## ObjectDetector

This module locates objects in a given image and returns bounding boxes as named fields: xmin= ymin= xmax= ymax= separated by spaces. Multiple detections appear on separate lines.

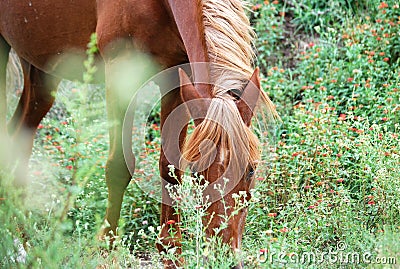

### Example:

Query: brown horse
xmin=0 ymin=0 xmax=277 ymax=268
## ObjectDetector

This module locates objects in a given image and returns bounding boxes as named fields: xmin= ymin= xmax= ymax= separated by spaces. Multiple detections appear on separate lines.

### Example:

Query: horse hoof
xmin=97 ymin=227 xmax=117 ymax=249
xmin=163 ymin=260 xmax=177 ymax=269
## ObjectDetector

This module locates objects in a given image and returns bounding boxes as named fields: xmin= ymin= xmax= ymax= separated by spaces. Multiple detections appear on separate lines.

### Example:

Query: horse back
xmin=0 ymin=0 xmax=187 ymax=79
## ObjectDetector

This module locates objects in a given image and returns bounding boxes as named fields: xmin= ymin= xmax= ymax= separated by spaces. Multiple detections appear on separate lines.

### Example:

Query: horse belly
xmin=0 ymin=0 xmax=97 ymax=78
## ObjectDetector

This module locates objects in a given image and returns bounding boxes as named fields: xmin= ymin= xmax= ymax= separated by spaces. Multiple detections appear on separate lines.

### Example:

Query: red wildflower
xmin=252 ymin=4 xmax=262 ymax=11
xmin=166 ymin=220 xmax=176 ymax=225
xmin=378 ymin=2 xmax=388 ymax=9
xmin=338 ymin=114 xmax=346 ymax=121
xmin=268 ymin=212 xmax=277 ymax=217
xmin=33 ymin=171 xmax=42 ymax=176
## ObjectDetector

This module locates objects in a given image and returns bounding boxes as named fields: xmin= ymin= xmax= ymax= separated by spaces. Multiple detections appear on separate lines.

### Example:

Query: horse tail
xmin=0 ymin=35 xmax=11 ymax=134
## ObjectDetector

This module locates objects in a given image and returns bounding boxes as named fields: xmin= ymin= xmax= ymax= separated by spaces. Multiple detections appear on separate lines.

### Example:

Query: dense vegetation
xmin=1 ymin=0 xmax=399 ymax=268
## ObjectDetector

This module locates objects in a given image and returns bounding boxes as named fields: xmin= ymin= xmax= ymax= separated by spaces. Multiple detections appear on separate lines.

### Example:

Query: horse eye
xmin=247 ymin=167 xmax=255 ymax=179
xmin=229 ymin=88 xmax=242 ymax=100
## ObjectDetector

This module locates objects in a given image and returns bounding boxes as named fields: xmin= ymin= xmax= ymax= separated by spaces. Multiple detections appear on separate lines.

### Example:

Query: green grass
xmin=1 ymin=1 xmax=399 ymax=268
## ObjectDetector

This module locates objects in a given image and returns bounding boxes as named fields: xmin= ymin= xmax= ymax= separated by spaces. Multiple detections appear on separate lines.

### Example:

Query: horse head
xmin=179 ymin=67 xmax=263 ymax=253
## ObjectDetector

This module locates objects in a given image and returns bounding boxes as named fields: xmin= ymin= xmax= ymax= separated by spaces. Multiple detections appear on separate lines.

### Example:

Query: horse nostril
xmin=231 ymin=261 xmax=244 ymax=269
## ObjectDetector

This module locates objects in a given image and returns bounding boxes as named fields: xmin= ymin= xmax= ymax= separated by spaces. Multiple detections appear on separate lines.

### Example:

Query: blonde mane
xmin=182 ymin=0 xmax=277 ymax=180
xmin=182 ymin=98 xmax=261 ymax=178
xmin=203 ymin=0 xmax=254 ymax=91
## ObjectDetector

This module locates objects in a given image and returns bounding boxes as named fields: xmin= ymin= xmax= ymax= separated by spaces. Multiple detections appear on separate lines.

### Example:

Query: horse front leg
xmin=99 ymin=61 xmax=135 ymax=246
xmin=156 ymin=89 xmax=189 ymax=268
xmin=101 ymin=146 xmax=132 ymax=245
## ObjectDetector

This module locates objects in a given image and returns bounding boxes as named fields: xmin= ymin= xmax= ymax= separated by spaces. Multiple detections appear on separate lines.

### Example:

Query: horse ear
xmin=179 ymin=68 xmax=209 ymax=125
xmin=236 ymin=67 xmax=261 ymax=126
